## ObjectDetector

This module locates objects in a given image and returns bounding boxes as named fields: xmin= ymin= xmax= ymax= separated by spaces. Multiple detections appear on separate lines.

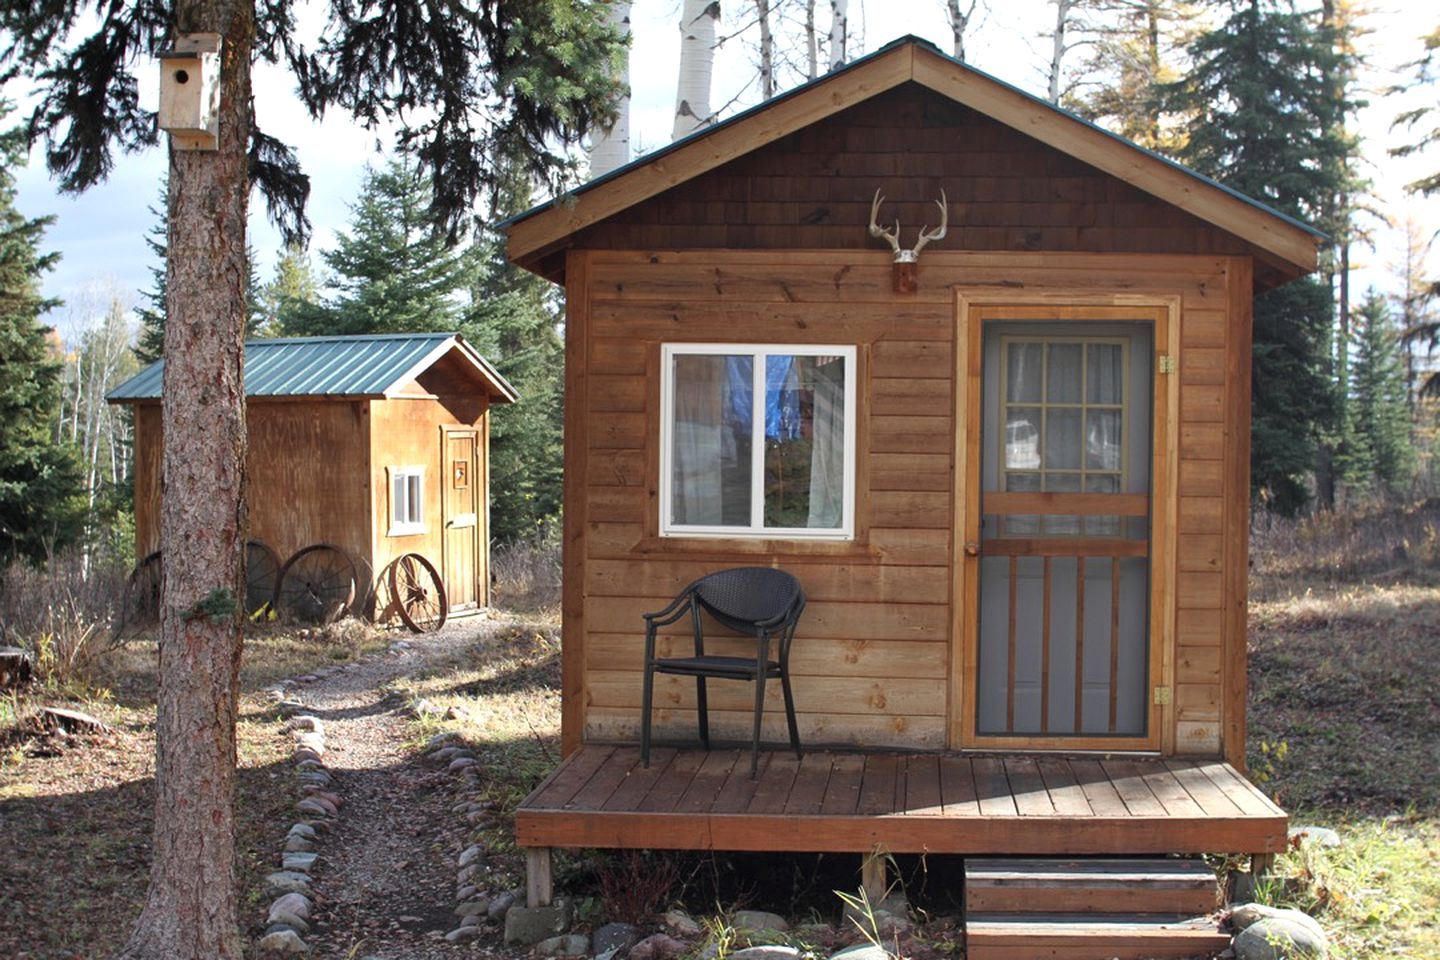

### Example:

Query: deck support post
xmin=861 ymin=849 xmax=889 ymax=904
xmin=526 ymin=847 xmax=554 ymax=908
xmin=1250 ymin=853 xmax=1275 ymax=878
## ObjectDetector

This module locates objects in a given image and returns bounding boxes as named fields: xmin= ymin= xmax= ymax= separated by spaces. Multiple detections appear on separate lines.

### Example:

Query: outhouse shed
xmin=504 ymin=36 xmax=1319 ymax=955
xmin=109 ymin=332 xmax=517 ymax=623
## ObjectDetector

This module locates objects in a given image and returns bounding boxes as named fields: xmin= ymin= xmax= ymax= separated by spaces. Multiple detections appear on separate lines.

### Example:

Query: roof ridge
xmin=247 ymin=332 xmax=458 ymax=345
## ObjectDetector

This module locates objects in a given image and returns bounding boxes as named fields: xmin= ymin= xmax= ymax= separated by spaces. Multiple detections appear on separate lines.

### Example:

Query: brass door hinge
xmin=1157 ymin=355 xmax=1177 ymax=374
xmin=1153 ymin=685 xmax=1172 ymax=705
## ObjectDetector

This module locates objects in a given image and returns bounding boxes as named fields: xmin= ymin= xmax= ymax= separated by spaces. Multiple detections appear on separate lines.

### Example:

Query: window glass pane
xmin=764 ymin=354 xmax=846 ymax=529
xmin=1086 ymin=409 xmax=1123 ymax=471
xmin=1005 ymin=407 xmax=1042 ymax=469
xmin=392 ymin=476 xmax=405 ymax=523
xmin=1045 ymin=407 xmax=1082 ymax=469
xmin=1087 ymin=343 xmax=1124 ymax=404
xmin=670 ymin=354 xmax=753 ymax=526
xmin=1006 ymin=342 xmax=1043 ymax=402
xmin=407 ymin=475 xmax=422 ymax=525
xmin=1046 ymin=343 xmax=1082 ymax=403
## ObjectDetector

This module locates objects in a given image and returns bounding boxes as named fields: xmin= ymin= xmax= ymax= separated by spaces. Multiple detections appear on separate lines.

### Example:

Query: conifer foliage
xmin=1338 ymin=290 xmax=1415 ymax=493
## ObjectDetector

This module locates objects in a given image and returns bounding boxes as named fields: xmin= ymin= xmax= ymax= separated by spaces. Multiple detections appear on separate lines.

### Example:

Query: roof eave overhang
xmin=381 ymin=335 xmax=520 ymax=404
xmin=503 ymin=40 xmax=1321 ymax=283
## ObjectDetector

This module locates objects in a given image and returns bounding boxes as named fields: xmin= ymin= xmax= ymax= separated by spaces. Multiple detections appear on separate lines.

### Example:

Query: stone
xmin=733 ymin=910 xmax=791 ymax=935
xmin=731 ymin=948 xmax=802 ymax=960
xmin=456 ymin=884 xmax=479 ymax=901
xmin=448 ymin=757 xmax=479 ymax=772
xmin=282 ymin=852 xmax=319 ymax=873
xmin=871 ymin=910 xmax=911 ymax=938
xmin=296 ymin=770 xmax=332 ymax=786
xmin=269 ymin=893 xmax=312 ymax=922
xmin=287 ymin=716 xmax=323 ymax=733
xmin=295 ymin=798 xmax=334 ymax=818
xmin=664 ymin=909 xmax=702 ymax=937
xmin=445 ymin=926 xmax=483 ymax=942
xmin=258 ymin=926 xmax=310 ymax=954
xmin=265 ymin=871 xmax=313 ymax=895
xmin=458 ymin=843 xmax=486 ymax=867
xmin=269 ymin=911 xmax=310 ymax=934
xmin=1234 ymin=918 xmax=1328 ymax=960
xmin=630 ymin=934 xmax=690 ymax=960
xmin=457 ymin=864 xmax=480 ymax=885
xmin=502 ymin=898 xmax=573 ymax=945
xmin=487 ymin=889 xmax=519 ymax=921
xmin=408 ymin=698 xmax=437 ymax=717
xmin=293 ymin=747 xmax=324 ymax=765
xmin=536 ymin=933 xmax=592 ymax=957
xmin=287 ymin=824 xmax=317 ymax=841
xmin=593 ymin=921 xmax=642 ymax=956
xmin=1288 ymin=825 xmax=1342 ymax=849
xmin=461 ymin=912 xmax=484 ymax=928
xmin=295 ymin=758 xmax=326 ymax=771
xmin=308 ymin=789 xmax=343 ymax=809
xmin=430 ymin=746 xmax=462 ymax=762
xmin=829 ymin=946 xmax=892 ymax=960
xmin=426 ymin=731 xmax=461 ymax=750
xmin=456 ymin=899 xmax=489 ymax=918
xmin=284 ymin=835 xmax=315 ymax=853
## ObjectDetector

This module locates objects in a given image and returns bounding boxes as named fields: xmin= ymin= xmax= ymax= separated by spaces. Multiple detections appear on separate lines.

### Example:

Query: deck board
xmin=516 ymin=747 xmax=1288 ymax=855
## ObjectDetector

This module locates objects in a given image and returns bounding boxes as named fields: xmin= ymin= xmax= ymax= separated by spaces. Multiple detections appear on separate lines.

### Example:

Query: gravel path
xmin=280 ymin=617 xmax=507 ymax=960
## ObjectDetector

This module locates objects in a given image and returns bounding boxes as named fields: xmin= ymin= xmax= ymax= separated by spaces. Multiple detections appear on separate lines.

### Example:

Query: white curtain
xmin=806 ymin=359 xmax=846 ymax=528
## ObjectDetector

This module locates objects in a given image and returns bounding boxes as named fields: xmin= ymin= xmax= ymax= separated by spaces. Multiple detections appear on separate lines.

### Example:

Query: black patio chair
xmin=640 ymin=566 xmax=806 ymax=779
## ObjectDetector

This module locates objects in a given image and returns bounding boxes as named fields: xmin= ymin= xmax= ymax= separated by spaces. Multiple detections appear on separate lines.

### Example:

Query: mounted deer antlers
xmin=869 ymin=188 xmax=949 ymax=263
xmin=869 ymin=188 xmax=949 ymax=293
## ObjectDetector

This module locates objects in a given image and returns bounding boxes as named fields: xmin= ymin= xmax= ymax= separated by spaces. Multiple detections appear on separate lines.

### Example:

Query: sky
xmin=9 ymin=1 xmax=1440 ymax=342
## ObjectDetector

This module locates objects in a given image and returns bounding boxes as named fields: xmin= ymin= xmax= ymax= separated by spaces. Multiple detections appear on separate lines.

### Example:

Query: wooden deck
xmin=515 ymin=746 xmax=1287 ymax=856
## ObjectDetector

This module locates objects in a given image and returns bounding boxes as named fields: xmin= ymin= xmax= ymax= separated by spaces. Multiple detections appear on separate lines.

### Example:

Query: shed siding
xmin=570 ymin=248 xmax=1241 ymax=759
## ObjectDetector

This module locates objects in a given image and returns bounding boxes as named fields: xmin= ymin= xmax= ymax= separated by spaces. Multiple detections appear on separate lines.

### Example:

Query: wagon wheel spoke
xmin=244 ymin=541 xmax=281 ymax=620
xmin=274 ymin=545 xmax=357 ymax=624
xmin=390 ymin=552 xmax=448 ymax=634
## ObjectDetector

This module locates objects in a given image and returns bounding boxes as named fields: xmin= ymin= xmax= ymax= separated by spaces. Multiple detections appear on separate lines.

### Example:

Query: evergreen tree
xmin=0 ymin=117 xmax=83 ymax=563
xmin=259 ymin=241 xmax=320 ymax=335
xmin=1160 ymin=0 xmax=1356 ymax=514
xmin=286 ymin=160 xmax=471 ymax=336
xmin=1341 ymin=290 xmax=1415 ymax=493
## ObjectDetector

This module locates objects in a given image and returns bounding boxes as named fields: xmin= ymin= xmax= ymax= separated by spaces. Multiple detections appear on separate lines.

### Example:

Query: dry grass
xmin=491 ymin=526 xmax=562 ymax=615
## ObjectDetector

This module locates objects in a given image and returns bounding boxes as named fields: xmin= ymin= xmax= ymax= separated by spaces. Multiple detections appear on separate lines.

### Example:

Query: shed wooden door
xmin=955 ymin=299 xmax=1177 ymax=752
xmin=442 ymin=429 xmax=480 ymax=610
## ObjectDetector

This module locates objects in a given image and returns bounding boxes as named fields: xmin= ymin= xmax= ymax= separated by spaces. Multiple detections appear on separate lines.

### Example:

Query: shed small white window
xmin=661 ymin=344 xmax=856 ymax=539
xmin=387 ymin=466 xmax=426 ymax=536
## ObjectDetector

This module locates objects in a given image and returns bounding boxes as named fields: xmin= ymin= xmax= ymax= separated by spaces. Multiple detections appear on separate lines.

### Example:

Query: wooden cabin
xmin=109 ymin=332 xmax=517 ymax=618
xmin=504 ymin=37 xmax=1319 ymax=954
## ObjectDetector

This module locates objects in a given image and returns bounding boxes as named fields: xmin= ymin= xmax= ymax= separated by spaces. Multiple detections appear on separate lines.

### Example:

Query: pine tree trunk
xmin=672 ymin=0 xmax=718 ymax=140
xmin=828 ymin=0 xmax=848 ymax=70
xmin=114 ymin=0 xmax=251 ymax=957
xmin=589 ymin=0 xmax=632 ymax=176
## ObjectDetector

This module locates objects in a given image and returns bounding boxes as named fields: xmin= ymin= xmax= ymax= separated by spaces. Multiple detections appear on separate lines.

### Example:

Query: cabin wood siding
xmin=132 ymin=400 xmax=373 ymax=571
xmin=567 ymin=248 xmax=1245 ymax=760
xmin=572 ymin=87 xmax=1259 ymax=269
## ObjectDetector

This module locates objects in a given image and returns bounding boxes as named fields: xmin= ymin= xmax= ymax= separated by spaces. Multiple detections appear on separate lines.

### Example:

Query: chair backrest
xmin=690 ymin=567 xmax=804 ymax=635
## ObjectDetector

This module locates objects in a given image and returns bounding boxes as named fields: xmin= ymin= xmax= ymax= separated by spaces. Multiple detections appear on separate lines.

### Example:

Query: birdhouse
xmin=158 ymin=33 xmax=222 ymax=151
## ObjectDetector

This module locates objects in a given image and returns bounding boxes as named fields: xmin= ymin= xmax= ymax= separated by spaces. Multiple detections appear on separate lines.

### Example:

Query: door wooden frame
xmin=951 ymin=291 xmax=1181 ymax=753
xmin=441 ymin=426 xmax=482 ymax=611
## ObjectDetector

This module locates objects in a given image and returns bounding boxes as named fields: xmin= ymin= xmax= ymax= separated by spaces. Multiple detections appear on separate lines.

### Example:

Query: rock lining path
xmin=273 ymin=618 xmax=507 ymax=959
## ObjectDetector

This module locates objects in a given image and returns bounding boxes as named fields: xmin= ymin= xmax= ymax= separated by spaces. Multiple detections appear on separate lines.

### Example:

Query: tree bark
xmin=757 ymin=0 xmax=775 ymax=99
xmin=805 ymin=0 xmax=818 ymax=79
xmin=114 ymin=0 xmax=251 ymax=957
xmin=589 ymin=0 xmax=632 ymax=177
xmin=828 ymin=0 xmax=848 ymax=70
xmin=1048 ymin=0 xmax=1073 ymax=103
xmin=672 ymin=0 xmax=719 ymax=140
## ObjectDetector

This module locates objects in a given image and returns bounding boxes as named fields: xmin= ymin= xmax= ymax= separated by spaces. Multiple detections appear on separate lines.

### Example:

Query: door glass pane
xmin=1043 ymin=472 xmax=1081 ymax=534
xmin=1088 ymin=343 xmax=1124 ymax=404
xmin=1085 ymin=473 xmax=1121 ymax=535
xmin=1004 ymin=471 xmax=1040 ymax=534
xmin=1005 ymin=407 xmax=1042 ymax=469
xmin=1086 ymin=409 xmax=1123 ymax=471
xmin=764 ymin=354 xmax=846 ymax=530
xmin=1007 ymin=343 xmax=1043 ymax=402
xmin=1045 ymin=407 xmax=1082 ymax=469
xmin=1046 ymin=343 xmax=1083 ymax=403
xmin=670 ymin=354 xmax=752 ymax=526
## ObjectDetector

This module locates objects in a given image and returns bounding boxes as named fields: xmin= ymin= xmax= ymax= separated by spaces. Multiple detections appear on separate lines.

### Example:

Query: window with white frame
xmin=660 ymin=344 xmax=856 ymax=539
xmin=388 ymin=466 xmax=425 ymax=536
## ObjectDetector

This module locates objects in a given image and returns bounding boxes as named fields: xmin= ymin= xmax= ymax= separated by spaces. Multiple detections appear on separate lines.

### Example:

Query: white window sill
xmin=387 ymin=524 xmax=427 ymax=537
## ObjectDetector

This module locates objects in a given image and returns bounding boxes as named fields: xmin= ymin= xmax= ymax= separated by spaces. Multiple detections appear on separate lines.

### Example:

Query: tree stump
xmin=0 ymin=646 xmax=34 ymax=688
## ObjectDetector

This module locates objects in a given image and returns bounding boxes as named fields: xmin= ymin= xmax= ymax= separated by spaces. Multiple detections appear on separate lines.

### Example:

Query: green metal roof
xmin=108 ymin=333 xmax=518 ymax=403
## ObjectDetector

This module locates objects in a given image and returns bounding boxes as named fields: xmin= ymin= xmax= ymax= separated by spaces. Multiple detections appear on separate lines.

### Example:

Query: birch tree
xmin=590 ymin=0 xmax=633 ymax=176
xmin=944 ymin=0 xmax=986 ymax=61
xmin=829 ymin=0 xmax=849 ymax=69
xmin=674 ymin=0 xmax=721 ymax=138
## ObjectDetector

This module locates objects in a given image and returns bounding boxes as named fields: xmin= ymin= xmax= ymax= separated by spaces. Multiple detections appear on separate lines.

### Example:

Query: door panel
xmin=958 ymin=307 xmax=1171 ymax=752
xmin=443 ymin=431 xmax=479 ymax=609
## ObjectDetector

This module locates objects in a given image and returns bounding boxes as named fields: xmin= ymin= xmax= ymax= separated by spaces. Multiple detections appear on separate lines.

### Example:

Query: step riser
xmin=967 ymin=884 xmax=1218 ymax=915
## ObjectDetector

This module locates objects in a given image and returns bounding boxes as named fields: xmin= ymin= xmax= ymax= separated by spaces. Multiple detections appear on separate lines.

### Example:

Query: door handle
xmin=964 ymin=541 xmax=981 ymax=557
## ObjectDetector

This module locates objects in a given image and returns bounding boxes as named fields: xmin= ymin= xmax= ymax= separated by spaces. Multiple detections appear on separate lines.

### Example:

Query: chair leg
xmin=780 ymin=670 xmax=802 ymax=759
xmin=641 ymin=663 xmax=655 ymax=768
xmin=696 ymin=677 xmax=711 ymax=750
xmin=749 ymin=671 xmax=767 ymax=779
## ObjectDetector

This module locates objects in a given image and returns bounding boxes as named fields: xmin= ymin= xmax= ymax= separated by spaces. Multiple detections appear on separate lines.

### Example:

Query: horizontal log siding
xmin=573 ymin=246 xmax=1235 ymax=757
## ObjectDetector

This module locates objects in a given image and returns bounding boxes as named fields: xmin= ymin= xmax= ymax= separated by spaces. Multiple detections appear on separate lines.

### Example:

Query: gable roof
xmin=503 ymin=35 xmax=1322 ymax=280
xmin=108 ymin=332 xmax=519 ymax=403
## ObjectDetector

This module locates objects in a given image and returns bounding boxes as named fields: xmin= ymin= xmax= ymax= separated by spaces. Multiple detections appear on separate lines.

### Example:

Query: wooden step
xmin=965 ymin=914 xmax=1231 ymax=960
xmin=966 ymin=857 xmax=1220 ymax=915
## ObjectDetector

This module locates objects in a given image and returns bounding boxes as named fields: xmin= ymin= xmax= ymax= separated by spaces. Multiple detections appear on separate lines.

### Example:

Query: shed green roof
xmin=108 ymin=333 xmax=518 ymax=403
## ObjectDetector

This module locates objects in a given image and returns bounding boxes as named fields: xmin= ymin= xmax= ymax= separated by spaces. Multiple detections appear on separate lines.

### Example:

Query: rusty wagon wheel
xmin=245 ymin=540 xmax=281 ymax=620
xmin=391 ymin=552 xmax=448 ymax=634
xmin=273 ymin=544 xmax=357 ymax=625
xmin=115 ymin=550 xmax=163 ymax=641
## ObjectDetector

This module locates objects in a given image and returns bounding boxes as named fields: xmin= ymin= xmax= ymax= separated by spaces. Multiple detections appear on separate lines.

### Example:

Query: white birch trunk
xmin=806 ymin=0 xmax=818 ymax=79
xmin=1048 ymin=0 xmax=1073 ymax=103
xmin=673 ymin=0 xmax=719 ymax=140
xmin=828 ymin=0 xmax=848 ymax=70
xmin=589 ymin=0 xmax=632 ymax=177
xmin=757 ymin=0 xmax=775 ymax=99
